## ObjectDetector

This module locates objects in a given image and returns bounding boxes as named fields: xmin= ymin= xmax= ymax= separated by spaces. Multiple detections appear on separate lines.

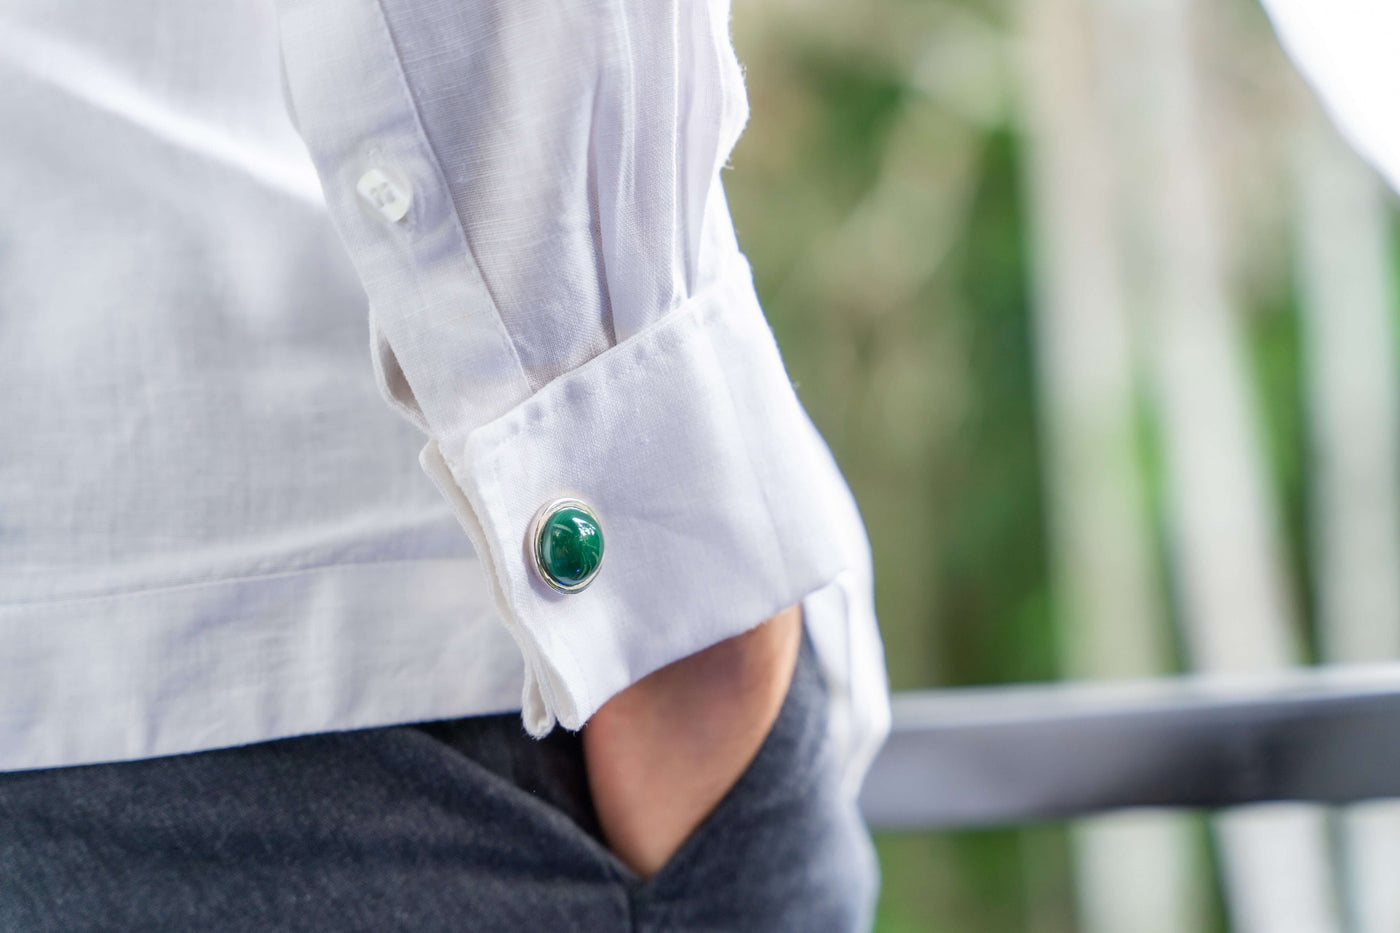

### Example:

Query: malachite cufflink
xmin=529 ymin=498 xmax=605 ymax=594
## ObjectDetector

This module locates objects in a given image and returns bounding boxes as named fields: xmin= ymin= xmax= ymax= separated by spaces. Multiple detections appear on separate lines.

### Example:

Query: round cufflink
xmin=528 ymin=498 xmax=605 ymax=594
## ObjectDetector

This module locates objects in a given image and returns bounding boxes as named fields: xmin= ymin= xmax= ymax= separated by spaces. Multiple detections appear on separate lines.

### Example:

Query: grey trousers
xmin=0 ymin=635 xmax=877 ymax=931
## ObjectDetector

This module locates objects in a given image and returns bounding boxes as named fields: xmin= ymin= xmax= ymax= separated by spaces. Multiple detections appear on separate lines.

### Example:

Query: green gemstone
xmin=536 ymin=505 xmax=604 ymax=591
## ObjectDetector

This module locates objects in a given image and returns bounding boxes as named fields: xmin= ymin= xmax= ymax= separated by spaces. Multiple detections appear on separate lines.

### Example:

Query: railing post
xmin=1016 ymin=0 xmax=1205 ymax=929
xmin=1296 ymin=115 xmax=1400 ymax=933
xmin=1089 ymin=0 xmax=1342 ymax=928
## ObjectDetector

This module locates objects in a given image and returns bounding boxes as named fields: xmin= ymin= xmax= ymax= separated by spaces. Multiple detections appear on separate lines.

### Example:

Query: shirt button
xmin=356 ymin=167 xmax=411 ymax=223
xmin=529 ymin=498 xmax=605 ymax=593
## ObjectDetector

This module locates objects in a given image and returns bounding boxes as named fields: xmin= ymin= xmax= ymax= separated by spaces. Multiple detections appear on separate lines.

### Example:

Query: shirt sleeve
xmin=273 ymin=0 xmax=889 ymax=768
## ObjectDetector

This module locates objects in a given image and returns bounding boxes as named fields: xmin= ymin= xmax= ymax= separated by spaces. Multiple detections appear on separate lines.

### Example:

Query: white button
xmin=356 ymin=168 xmax=411 ymax=223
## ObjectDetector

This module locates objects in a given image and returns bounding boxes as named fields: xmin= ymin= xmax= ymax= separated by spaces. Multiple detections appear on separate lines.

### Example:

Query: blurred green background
xmin=725 ymin=0 xmax=1400 ymax=929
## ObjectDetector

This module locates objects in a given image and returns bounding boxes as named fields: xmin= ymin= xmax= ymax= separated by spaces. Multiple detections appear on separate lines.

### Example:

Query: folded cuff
xmin=423 ymin=269 xmax=846 ymax=735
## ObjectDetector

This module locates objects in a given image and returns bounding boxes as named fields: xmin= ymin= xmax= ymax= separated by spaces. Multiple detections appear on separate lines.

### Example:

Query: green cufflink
xmin=529 ymin=498 xmax=605 ymax=594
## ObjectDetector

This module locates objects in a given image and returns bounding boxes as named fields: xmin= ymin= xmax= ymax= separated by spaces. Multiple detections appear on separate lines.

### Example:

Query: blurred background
xmin=725 ymin=0 xmax=1400 ymax=930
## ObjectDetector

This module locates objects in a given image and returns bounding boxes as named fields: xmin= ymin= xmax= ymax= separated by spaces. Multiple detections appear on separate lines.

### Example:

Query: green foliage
xmin=931 ymin=130 xmax=1056 ymax=688
xmin=1246 ymin=264 xmax=1317 ymax=661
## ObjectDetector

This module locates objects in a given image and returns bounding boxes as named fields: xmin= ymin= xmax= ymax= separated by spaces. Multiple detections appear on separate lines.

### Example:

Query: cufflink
xmin=529 ymin=498 xmax=605 ymax=594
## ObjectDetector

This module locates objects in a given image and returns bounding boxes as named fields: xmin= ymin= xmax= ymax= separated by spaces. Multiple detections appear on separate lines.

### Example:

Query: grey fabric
xmin=0 ymin=636 xmax=877 ymax=931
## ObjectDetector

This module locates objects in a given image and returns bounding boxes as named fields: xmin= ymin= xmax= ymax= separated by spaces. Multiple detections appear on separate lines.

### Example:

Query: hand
xmin=581 ymin=604 xmax=803 ymax=878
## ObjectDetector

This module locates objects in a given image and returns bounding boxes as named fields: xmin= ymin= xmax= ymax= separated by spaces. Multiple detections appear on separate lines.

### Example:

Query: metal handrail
xmin=860 ymin=663 xmax=1400 ymax=830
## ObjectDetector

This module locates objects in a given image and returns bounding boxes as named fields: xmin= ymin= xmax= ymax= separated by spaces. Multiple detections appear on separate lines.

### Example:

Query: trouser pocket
xmin=631 ymin=628 xmax=879 ymax=932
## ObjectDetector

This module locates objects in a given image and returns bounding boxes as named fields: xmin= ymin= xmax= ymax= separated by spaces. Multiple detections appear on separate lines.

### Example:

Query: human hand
xmin=581 ymin=604 xmax=803 ymax=878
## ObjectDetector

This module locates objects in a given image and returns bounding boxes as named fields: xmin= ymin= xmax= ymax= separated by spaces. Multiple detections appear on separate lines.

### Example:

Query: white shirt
xmin=0 ymin=0 xmax=889 ymax=794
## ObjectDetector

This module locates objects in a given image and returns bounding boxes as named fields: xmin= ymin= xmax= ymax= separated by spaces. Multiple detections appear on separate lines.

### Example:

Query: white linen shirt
xmin=0 ymin=0 xmax=889 ymax=794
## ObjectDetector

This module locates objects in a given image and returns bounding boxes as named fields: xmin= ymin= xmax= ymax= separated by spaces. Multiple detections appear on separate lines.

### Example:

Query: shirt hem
xmin=0 ymin=557 xmax=526 ymax=773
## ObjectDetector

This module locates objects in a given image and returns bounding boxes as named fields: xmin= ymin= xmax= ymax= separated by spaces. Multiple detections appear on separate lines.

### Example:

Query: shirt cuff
xmin=421 ymin=265 xmax=846 ymax=735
